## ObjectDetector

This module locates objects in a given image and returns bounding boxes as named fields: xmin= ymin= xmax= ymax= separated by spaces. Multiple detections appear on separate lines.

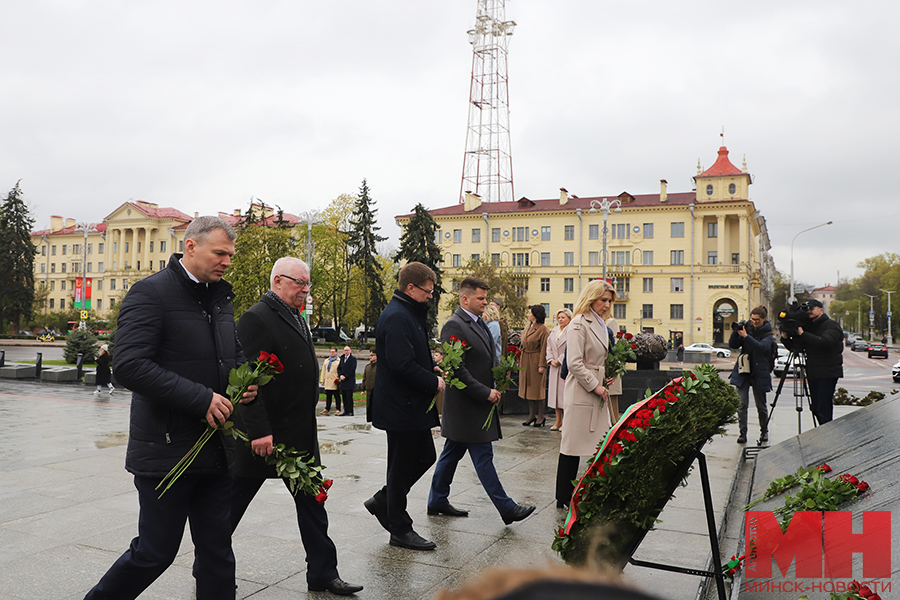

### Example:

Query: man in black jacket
xmin=84 ymin=216 xmax=256 ymax=600
xmin=428 ymin=277 xmax=535 ymax=525
xmin=365 ymin=262 xmax=445 ymax=551
xmin=782 ymin=299 xmax=844 ymax=425
xmin=729 ymin=306 xmax=778 ymax=443
xmin=231 ymin=257 xmax=362 ymax=596
xmin=336 ymin=346 xmax=357 ymax=416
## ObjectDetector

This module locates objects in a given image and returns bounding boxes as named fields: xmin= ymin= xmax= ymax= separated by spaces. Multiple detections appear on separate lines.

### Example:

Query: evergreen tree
xmin=347 ymin=179 xmax=387 ymax=339
xmin=0 ymin=181 xmax=37 ymax=333
xmin=64 ymin=329 xmax=99 ymax=364
xmin=395 ymin=203 xmax=444 ymax=334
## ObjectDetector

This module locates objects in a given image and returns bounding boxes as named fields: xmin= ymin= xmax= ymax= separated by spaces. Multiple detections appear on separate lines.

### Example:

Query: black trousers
xmin=340 ymin=389 xmax=354 ymax=415
xmin=324 ymin=389 xmax=340 ymax=412
xmin=230 ymin=476 xmax=339 ymax=585
xmin=84 ymin=474 xmax=235 ymax=600
xmin=808 ymin=377 xmax=838 ymax=425
xmin=556 ymin=453 xmax=581 ymax=508
xmin=373 ymin=429 xmax=436 ymax=535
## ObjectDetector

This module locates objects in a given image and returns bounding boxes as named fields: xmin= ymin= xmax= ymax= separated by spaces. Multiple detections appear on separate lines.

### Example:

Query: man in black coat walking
xmin=84 ymin=216 xmax=257 ymax=600
xmin=365 ymin=262 xmax=445 ymax=551
xmin=729 ymin=306 xmax=778 ymax=443
xmin=231 ymin=257 xmax=361 ymax=596
xmin=336 ymin=346 xmax=357 ymax=416
xmin=782 ymin=299 xmax=844 ymax=425
xmin=427 ymin=277 xmax=535 ymax=525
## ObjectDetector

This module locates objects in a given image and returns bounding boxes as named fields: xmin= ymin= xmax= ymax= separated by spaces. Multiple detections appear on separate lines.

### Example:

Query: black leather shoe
xmin=427 ymin=503 xmax=469 ymax=517
xmin=364 ymin=496 xmax=390 ymax=532
xmin=502 ymin=503 xmax=536 ymax=525
xmin=759 ymin=432 xmax=769 ymax=443
xmin=308 ymin=577 xmax=364 ymax=595
xmin=737 ymin=434 xmax=747 ymax=444
xmin=390 ymin=530 xmax=436 ymax=551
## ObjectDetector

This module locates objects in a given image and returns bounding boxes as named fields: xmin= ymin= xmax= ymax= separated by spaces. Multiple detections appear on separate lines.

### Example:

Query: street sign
xmin=870 ymin=310 xmax=875 ymax=317
xmin=80 ymin=310 xmax=89 ymax=320
xmin=889 ymin=311 xmax=893 ymax=318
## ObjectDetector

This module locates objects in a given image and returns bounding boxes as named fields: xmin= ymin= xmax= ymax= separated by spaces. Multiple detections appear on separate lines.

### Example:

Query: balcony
xmin=698 ymin=264 xmax=742 ymax=274
xmin=606 ymin=264 xmax=633 ymax=276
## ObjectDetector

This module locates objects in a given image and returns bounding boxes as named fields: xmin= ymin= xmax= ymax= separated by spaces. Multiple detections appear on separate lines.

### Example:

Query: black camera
xmin=778 ymin=301 xmax=812 ymax=336
xmin=731 ymin=320 xmax=749 ymax=332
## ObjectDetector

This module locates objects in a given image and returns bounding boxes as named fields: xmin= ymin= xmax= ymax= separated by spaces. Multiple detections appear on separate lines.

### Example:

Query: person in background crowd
xmin=546 ymin=309 xmax=572 ymax=431
xmin=231 ymin=257 xmax=362 ymax=596
xmin=556 ymin=280 xmax=617 ymax=509
xmin=320 ymin=348 xmax=341 ymax=415
xmin=366 ymin=262 xmax=445 ymax=551
xmin=363 ymin=350 xmax=377 ymax=423
xmin=336 ymin=346 xmax=357 ymax=416
xmin=483 ymin=302 xmax=503 ymax=361
xmin=519 ymin=304 xmax=550 ymax=427
xmin=490 ymin=298 xmax=508 ymax=351
xmin=94 ymin=343 xmax=115 ymax=395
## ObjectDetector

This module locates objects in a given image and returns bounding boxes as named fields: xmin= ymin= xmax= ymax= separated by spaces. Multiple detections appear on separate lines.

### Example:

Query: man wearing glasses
xmin=729 ymin=306 xmax=778 ymax=444
xmin=365 ymin=261 xmax=446 ymax=551
xmin=231 ymin=257 xmax=362 ymax=595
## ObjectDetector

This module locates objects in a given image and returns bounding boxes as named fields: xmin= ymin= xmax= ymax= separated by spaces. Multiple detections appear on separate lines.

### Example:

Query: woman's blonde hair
xmin=555 ymin=308 xmax=573 ymax=327
xmin=483 ymin=303 xmax=500 ymax=323
xmin=573 ymin=280 xmax=616 ymax=317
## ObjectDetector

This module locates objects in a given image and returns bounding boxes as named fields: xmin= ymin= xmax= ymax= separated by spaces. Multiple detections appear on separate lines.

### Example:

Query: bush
xmin=64 ymin=330 xmax=99 ymax=364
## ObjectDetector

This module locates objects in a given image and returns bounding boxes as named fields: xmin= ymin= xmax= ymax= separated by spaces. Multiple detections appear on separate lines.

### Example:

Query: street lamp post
xmin=75 ymin=222 xmax=98 ymax=327
xmin=300 ymin=210 xmax=322 ymax=266
xmin=863 ymin=293 xmax=876 ymax=341
xmin=589 ymin=198 xmax=622 ymax=281
xmin=880 ymin=289 xmax=894 ymax=346
xmin=789 ymin=221 xmax=833 ymax=304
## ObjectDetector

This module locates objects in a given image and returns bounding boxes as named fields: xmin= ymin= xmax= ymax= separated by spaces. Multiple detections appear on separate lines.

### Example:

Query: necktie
xmin=477 ymin=317 xmax=491 ymax=341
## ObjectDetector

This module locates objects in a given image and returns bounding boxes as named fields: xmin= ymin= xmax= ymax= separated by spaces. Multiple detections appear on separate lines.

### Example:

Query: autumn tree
xmin=442 ymin=257 xmax=529 ymax=328
xmin=0 ymin=181 xmax=37 ymax=333
xmin=347 ymin=179 xmax=387 ymax=339
xmin=227 ymin=201 xmax=299 ymax=317
xmin=311 ymin=194 xmax=360 ymax=332
xmin=395 ymin=203 xmax=444 ymax=334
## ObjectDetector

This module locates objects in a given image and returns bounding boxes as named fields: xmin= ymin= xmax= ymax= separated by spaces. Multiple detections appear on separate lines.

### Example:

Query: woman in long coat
xmin=556 ymin=280 xmax=617 ymax=508
xmin=518 ymin=304 xmax=550 ymax=427
xmin=546 ymin=309 xmax=572 ymax=431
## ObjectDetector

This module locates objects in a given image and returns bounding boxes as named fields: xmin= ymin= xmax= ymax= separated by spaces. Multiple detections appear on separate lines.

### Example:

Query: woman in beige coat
xmin=546 ymin=308 xmax=572 ymax=431
xmin=556 ymin=280 xmax=617 ymax=508
xmin=518 ymin=304 xmax=551 ymax=427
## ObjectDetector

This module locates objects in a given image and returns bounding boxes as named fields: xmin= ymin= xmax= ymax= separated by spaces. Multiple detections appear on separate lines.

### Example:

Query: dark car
xmin=867 ymin=342 xmax=889 ymax=359
xmin=852 ymin=339 xmax=870 ymax=352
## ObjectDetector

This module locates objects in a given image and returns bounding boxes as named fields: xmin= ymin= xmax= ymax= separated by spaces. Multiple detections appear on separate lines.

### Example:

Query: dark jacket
xmin=96 ymin=351 xmax=112 ymax=386
xmin=372 ymin=290 xmax=440 ymax=432
xmin=440 ymin=308 xmax=502 ymax=444
xmin=234 ymin=294 xmax=320 ymax=478
xmin=337 ymin=353 xmax=358 ymax=391
xmin=728 ymin=320 xmax=777 ymax=392
xmin=114 ymin=254 xmax=244 ymax=477
xmin=782 ymin=313 xmax=844 ymax=380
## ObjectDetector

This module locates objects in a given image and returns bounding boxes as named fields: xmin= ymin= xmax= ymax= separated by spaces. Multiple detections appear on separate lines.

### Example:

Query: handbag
xmin=738 ymin=353 xmax=751 ymax=374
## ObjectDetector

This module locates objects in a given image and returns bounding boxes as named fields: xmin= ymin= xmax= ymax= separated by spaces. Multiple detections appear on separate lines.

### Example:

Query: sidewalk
xmin=0 ymin=375 xmax=851 ymax=600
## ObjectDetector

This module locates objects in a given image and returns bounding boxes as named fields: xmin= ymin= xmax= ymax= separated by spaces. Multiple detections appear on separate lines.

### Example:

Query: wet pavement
xmin=0 ymin=375 xmax=864 ymax=600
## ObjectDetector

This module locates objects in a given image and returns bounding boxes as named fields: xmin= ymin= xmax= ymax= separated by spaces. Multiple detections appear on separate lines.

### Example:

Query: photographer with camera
xmin=729 ymin=306 xmax=778 ymax=443
xmin=780 ymin=299 xmax=843 ymax=425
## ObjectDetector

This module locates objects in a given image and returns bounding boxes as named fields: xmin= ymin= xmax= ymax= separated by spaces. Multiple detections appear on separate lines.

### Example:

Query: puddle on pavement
xmin=96 ymin=432 xmax=128 ymax=449
xmin=319 ymin=439 xmax=352 ymax=454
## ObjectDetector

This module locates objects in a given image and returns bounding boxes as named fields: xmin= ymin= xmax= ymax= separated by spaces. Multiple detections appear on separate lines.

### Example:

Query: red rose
xmin=616 ymin=331 xmax=624 ymax=338
xmin=506 ymin=345 xmax=517 ymax=353
xmin=840 ymin=474 xmax=859 ymax=486
xmin=816 ymin=463 xmax=832 ymax=473
xmin=557 ymin=527 xmax=565 ymax=537
xmin=322 ymin=479 xmax=333 ymax=490
xmin=631 ymin=343 xmax=637 ymax=349
xmin=856 ymin=481 xmax=870 ymax=493
xmin=624 ymin=333 xmax=633 ymax=340
xmin=258 ymin=351 xmax=271 ymax=363
xmin=461 ymin=340 xmax=468 ymax=348
xmin=268 ymin=354 xmax=285 ymax=373
xmin=315 ymin=491 xmax=328 ymax=505
xmin=449 ymin=335 xmax=460 ymax=343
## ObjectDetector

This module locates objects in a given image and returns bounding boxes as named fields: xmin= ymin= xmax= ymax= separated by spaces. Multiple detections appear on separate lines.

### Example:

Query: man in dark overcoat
xmin=337 ymin=345 xmax=357 ymax=416
xmin=365 ymin=261 xmax=445 ymax=551
xmin=84 ymin=216 xmax=256 ymax=600
xmin=428 ymin=277 xmax=535 ymax=525
xmin=231 ymin=257 xmax=361 ymax=596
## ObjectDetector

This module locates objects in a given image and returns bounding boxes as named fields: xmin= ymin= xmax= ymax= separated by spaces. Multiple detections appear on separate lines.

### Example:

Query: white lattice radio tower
xmin=459 ymin=0 xmax=516 ymax=204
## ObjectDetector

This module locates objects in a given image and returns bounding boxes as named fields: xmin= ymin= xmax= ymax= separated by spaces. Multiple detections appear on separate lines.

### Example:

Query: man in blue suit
xmin=427 ymin=276 xmax=535 ymax=525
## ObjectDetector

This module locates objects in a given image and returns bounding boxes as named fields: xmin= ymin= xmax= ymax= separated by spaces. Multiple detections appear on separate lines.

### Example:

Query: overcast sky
xmin=3 ymin=1 xmax=897 ymax=288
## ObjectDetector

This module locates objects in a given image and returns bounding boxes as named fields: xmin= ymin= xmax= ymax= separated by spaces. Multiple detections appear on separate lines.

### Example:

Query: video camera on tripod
xmin=777 ymin=301 xmax=813 ymax=337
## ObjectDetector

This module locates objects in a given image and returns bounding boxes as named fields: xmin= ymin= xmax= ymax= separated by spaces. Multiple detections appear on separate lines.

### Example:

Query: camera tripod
xmin=760 ymin=350 xmax=816 ymax=444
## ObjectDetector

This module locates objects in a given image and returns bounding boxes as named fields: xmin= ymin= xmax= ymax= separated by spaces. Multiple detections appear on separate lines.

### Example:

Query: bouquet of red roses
xmin=605 ymin=331 xmax=637 ymax=380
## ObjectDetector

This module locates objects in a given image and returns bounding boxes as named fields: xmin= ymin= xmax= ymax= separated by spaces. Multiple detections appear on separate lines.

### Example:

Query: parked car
xmin=310 ymin=327 xmax=351 ymax=344
xmin=845 ymin=334 xmax=861 ymax=347
xmin=867 ymin=342 xmax=889 ymax=359
xmin=892 ymin=360 xmax=900 ymax=383
xmin=683 ymin=343 xmax=731 ymax=358
xmin=773 ymin=351 xmax=805 ymax=377
xmin=852 ymin=339 xmax=870 ymax=352
xmin=17 ymin=330 xmax=33 ymax=336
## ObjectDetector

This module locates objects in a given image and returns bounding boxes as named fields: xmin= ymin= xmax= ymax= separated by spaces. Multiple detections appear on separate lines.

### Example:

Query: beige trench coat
xmin=560 ymin=312 xmax=614 ymax=457
xmin=320 ymin=357 xmax=340 ymax=390
xmin=545 ymin=325 xmax=568 ymax=409
xmin=518 ymin=323 xmax=550 ymax=400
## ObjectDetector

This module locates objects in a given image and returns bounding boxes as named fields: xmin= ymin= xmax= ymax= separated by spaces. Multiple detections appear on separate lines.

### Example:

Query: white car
xmin=774 ymin=351 xmax=805 ymax=377
xmin=893 ymin=359 xmax=900 ymax=383
xmin=683 ymin=343 xmax=731 ymax=358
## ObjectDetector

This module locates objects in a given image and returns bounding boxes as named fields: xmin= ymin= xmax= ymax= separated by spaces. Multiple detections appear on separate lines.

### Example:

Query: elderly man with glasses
xmin=729 ymin=306 xmax=778 ymax=444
